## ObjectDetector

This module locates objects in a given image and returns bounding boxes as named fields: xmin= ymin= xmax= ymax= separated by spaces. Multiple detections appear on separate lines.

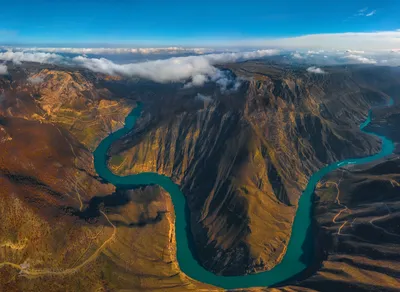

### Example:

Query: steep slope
xmin=286 ymin=156 xmax=400 ymax=292
xmin=1 ymin=62 xmax=399 ymax=291
xmin=0 ymin=65 xmax=216 ymax=291
xmin=108 ymin=64 xmax=397 ymax=275
xmin=245 ymin=97 xmax=400 ymax=292
xmin=1 ymin=66 xmax=134 ymax=150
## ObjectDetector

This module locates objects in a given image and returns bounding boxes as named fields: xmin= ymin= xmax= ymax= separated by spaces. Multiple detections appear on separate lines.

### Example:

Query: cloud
xmin=72 ymin=49 xmax=279 ymax=86
xmin=211 ymin=70 xmax=243 ymax=93
xmin=184 ymin=74 xmax=209 ymax=88
xmin=7 ymin=47 xmax=215 ymax=55
xmin=342 ymin=54 xmax=377 ymax=64
xmin=195 ymin=93 xmax=212 ymax=102
xmin=354 ymin=7 xmax=376 ymax=17
xmin=366 ymin=10 xmax=376 ymax=17
xmin=0 ymin=49 xmax=279 ymax=89
xmin=218 ymin=30 xmax=400 ymax=50
xmin=27 ymin=76 xmax=45 ymax=84
xmin=307 ymin=50 xmax=324 ymax=55
xmin=285 ymin=47 xmax=400 ymax=66
xmin=346 ymin=49 xmax=364 ymax=54
xmin=306 ymin=66 xmax=326 ymax=74
xmin=0 ymin=64 xmax=7 ymax=75
xmin=0 ymin=51 xmax=62 ymax=64
xmin=291 ymin=52 xmax=303 ymax=59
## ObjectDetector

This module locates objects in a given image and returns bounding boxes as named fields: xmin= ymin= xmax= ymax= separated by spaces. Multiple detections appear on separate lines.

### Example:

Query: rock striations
xmin=0 ymin=61 xmax=399 ymax=291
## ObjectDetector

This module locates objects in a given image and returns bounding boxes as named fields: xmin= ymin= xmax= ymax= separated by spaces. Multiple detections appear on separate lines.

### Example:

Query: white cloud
xmin=291 ymin=52 xmax=303 ymax=59
xmin=0 ymin=49 xmax=279 ymax=89
xmin=346 ymin=49 xmax=365 ymax=54
xmin=215 ymin=30 xmax=400 ymax=50
xmin=306 ymin=67 xmax=326 ymax=74
xmin=0 ymin=51 xmax=62 ymax=64
xmin=212 ymin=71 xmax=242 ymax=93
xmin=8 ymin=47 xmax=215 ymax=55
xmin=366 ymin=10 xmax=376 ymax=17
xmin=354 ymin=7 xmax=376 ymax=17
xmin=27 ymin=76 xmax=45 ymax=84
xmin=184 ymin=74 xmax=209 ymax=88
xmin=307 ymin=50 xmax=324 ymax=55
xmin=342 ymin=54 xmax=377 ymax=64
xmin=72 ymin=49 xmax=279 ymax=85
xmin=0 ymin=64 xmax=7 ymax=75
xmin=195 ymin=93 xmax=212 ymax=102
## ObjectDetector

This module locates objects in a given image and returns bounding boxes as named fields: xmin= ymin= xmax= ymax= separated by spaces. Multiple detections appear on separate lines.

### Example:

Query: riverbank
xmin=93 ymin=97 xmax=394 ymax=289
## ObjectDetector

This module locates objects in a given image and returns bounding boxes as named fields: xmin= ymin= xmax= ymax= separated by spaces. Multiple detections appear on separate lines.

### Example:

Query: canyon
xmin=0 ymin=61 xmax=399 ymax=291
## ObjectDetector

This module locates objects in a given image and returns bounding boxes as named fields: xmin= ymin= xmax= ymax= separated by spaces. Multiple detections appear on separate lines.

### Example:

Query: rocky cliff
xmin=108 ymin=63 xmax=399 ymax=275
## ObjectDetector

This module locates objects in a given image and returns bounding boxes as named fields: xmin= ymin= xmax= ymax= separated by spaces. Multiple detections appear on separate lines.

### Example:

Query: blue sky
xmin=0 ymin=0 xmax=400 ymax=46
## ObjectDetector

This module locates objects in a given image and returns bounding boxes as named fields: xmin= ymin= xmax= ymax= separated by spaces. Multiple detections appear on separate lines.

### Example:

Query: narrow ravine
xmin=93 ymin=97 xmax=395 ymax=289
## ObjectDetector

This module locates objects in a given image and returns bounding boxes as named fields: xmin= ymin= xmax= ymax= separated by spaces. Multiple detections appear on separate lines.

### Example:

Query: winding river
xmin=93 ymin=97 xmax=395 ymax=289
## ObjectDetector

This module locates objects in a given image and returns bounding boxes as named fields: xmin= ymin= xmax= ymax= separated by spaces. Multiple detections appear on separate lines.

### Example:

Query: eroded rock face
xmin=108 ymin=63 xmax=400 ymax=275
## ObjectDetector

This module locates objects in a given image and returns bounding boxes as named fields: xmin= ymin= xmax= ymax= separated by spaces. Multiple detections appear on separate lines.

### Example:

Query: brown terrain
xmin=298 ymin=156 xmax=400 ymax=292
xmin=0 ymin=61 xmax=399 ymax=291
xmin=0 ymin=63 xmax=215 ymax=291
xmin=244 ymin=95 xmax=400 ymax=292
xmin=108 ymin=63 xmax=400 ymax=275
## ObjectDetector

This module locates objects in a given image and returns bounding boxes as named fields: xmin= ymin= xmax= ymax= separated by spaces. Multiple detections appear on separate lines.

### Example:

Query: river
xmin=93 ymin=97 xmax=394 ymax=289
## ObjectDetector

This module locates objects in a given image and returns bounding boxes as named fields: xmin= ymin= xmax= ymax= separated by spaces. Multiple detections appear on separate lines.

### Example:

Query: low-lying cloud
xmin=6 ymin=46 xmax=215 ymax=55
xmin=0 ymin=49 xmax=279 ymax=89
xmin=286 ymin=48 xmax=399 ymax=66
xmin=2 ymin=45 xmax=400 ymax=88
xmin=27 ymin=76 xmax=45 ymax=84
xmin=306 ymin=66 xmax=326 ymax=74
xmin=345 ymin=49 xmax=365 ymax=54
xmin=72 ymin=49 xmax=279 ymax=85
xmin=342 ymin=54 xmax=377 ymax=64
xmin=0 ymin=51 xmax=63 ymax=64
xmin=195 ymin=93 xmax=213 ymax=102
xmin=0 ymin=64 xmax=7 ymax=75
xmin=291 ymin=52 xmax=303 ymax=59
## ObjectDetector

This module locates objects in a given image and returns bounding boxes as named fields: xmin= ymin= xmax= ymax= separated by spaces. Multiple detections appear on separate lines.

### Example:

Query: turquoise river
xmin=93 ymin=97 xmax=395 ymax=289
